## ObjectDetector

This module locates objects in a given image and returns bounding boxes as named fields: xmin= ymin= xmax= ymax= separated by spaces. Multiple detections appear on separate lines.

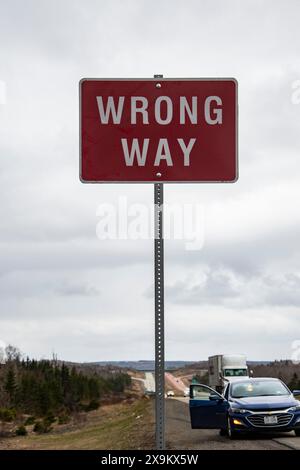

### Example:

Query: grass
xmin=0 ymin=398 xmax=154 ymax=450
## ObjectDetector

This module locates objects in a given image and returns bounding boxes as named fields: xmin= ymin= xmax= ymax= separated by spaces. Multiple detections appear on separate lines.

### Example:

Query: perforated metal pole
xmin=154 ymin=182 xmax=165 ymax=450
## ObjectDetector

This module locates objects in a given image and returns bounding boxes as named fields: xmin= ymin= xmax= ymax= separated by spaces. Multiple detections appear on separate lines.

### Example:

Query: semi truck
xmin=208 ymin=354 xmax=249 ymax=393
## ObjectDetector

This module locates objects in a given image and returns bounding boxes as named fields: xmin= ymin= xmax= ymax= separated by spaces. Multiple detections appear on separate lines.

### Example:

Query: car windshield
xmin=231 ymin=380 xmax=289 ymax=398
xmin=224 ymin=368 xmax=248 ymax=377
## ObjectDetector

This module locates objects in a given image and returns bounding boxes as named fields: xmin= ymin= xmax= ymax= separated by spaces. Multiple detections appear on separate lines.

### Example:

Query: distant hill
xmin=92 ymin=361 xmax=195 ymax=371
xmin=91 ymin=360 xmax=272 ymax=371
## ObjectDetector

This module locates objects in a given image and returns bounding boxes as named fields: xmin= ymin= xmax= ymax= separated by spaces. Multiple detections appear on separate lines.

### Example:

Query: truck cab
xmin=209 ymin=354 xmax=249 ymax=393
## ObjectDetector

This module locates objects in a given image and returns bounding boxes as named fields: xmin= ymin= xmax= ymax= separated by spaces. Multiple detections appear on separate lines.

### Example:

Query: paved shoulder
xmin=166 ymin=398 xmax=292 ymax=450
xmin=273 ymin=437 xmax=300 ymax=450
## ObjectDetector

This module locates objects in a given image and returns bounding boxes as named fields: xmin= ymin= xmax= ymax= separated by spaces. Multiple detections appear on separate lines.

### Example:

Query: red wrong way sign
xmin=80 ymin=78 xmax=238 ymax=183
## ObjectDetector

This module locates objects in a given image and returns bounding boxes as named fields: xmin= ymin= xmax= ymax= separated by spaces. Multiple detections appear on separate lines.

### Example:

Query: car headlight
xmin=230 ymin=407 xmax=248 ymax=414
xmin=288 ymin=405 xmax=300 ymax=412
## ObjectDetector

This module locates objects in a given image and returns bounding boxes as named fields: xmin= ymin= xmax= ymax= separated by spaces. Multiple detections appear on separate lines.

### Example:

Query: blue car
xmin=189 ymin=378 xmax=300 ymax=439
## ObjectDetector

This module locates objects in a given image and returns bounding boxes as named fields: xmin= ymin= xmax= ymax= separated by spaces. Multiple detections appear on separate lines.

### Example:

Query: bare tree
xmin=5 ymin=344 xmax=22 ymax=363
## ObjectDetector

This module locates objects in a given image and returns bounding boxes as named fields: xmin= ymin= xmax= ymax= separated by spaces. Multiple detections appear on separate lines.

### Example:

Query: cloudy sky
xmin=0 ymin=0 xmax=300 ymax=362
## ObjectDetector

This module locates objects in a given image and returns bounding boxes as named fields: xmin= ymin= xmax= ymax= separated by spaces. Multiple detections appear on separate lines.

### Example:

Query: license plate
xmin=264 ymin=415 xmax=278 ymax=424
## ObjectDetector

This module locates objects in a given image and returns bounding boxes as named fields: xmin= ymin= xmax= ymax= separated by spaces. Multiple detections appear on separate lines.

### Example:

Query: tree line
xmin=251 ymin=360 xmax=300 ymax=390
xmin=0 ymin=346 xmax=131 ymax=422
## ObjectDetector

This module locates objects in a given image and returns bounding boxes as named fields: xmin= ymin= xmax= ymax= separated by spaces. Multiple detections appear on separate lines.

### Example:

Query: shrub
xmin=24 ymin=416 xmax=36 ymax=426
xmin=84 ymin=400 xmax=100 ymax=412
xmin=33 ymin=421 xmax=44 ymax=433
xmin=0 ymin=408 xmax=17 ymax=422
xmin=58 ymin=414 xmax=71 ymax=425
xmin=33 ymin=420 xmax=52 ymax=434
xmin=16 ymin=425 xmax=27 ymax=436
xmin=44 ymin=413 xmax=56 ymax=426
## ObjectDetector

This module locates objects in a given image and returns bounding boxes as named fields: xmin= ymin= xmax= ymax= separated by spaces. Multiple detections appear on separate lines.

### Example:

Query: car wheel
xmin=227 ymin=416 xmax=238 ymax=440
xmin=295 ymin=429 xmax=300 ymax=437
xmin=219 ymin=428 xmax=227 ymax=436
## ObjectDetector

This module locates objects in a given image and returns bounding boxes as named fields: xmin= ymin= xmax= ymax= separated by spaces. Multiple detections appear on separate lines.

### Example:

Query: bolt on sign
xmin=79 ymin=78 xmax=238 ymax=183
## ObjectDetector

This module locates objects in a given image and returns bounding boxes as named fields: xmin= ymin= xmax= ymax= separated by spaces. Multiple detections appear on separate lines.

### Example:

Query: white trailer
xmin=208 ymin=354 xmax=249 ymax=393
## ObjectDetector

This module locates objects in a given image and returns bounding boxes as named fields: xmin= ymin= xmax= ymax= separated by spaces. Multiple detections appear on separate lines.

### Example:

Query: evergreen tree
xmin=5 ymin=366 xmax=17 ymax=403
xmin=289 ymin=372 xmax=299 ymax=391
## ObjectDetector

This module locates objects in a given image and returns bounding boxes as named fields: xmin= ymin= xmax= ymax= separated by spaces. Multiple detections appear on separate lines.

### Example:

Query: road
xmin=165 ymin=372 xmax=186 ymax=393
xmin=134 ymin=372 xmax=187 ymax=395
xmin=132 ymin=372 xmax=156 ymax=393
xmin=144 ymin=372 xmax=156 ymax=393
xmin=165 ymin=398 xmax=299 ymax=450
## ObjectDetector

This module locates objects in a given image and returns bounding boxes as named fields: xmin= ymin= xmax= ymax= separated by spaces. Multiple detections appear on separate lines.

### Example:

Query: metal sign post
xmin=154 ymin=181 xmax=165 ymax=450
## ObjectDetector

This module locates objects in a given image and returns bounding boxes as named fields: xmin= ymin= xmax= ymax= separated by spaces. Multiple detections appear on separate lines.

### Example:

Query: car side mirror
xmin=293 ymin=390 xmax=300 ymax=397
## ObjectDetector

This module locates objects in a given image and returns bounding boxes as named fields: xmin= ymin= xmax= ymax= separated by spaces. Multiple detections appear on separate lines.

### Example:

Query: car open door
xmin=189 ymin=383 xmax=228 ymax=429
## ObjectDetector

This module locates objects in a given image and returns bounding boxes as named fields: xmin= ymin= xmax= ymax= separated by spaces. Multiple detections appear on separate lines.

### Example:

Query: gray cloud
xmin=55 ymin=282 xmax=100 ymax=297
xmin=165 ymin=269 xmax=300 ymax=309
xmin=166 ymin=270 xmax=239 ymax=305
